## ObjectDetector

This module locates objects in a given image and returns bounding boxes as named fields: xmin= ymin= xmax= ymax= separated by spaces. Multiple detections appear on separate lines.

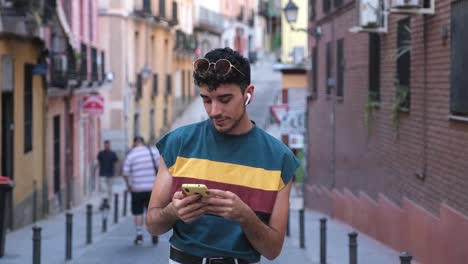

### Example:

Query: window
xmin=336 ymin=38 xmax=344 ymax=98
xmin=136 ymin=74 xmax=143 ymax=101
xmin=334 ymin=0 xmax=343 ymax=7
xmin=396 ymin=17 xmax=411 ymax=109
xmin=24 ymin=64 xmax=33 ymax=153
xmin=80 ymin=43 xmax=87 ymax=80
xmin=369 ymin=33 xmax=381 ymax=101
xmin=91 ymin=47 xmax=98 ymax=81
xmin=134 ymin=113 xmax=140 ymax=138
xmin=159 ymin=0 xmax=166 ymax=17
xmin=323 ymin=0 xmax=331 ymax=14
xmin=311 ymin=47 xmax=318 ymax=97
xmin=166 ymin=74 xmax=172 ymax=95
xmin=152 ymin=74 xmax=158 ymax=98
xmin=150 ymin=109 xmax=155 ymax=140
xmin=450 ymin=0 xmax=468 ymax=115
xmin=101 ymin=51 xmax=105 ymax=81
xmin=326 ymin=42 xmax=332 ymax=95
xmin=309 ymin=0 xmax=316 ymax=20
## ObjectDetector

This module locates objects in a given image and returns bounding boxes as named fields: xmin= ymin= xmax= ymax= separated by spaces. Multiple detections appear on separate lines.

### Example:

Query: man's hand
xmin=172 ymin=191 xmax=206 ymax=223
xmin=202 ymin=189 xmax=251 ymax=221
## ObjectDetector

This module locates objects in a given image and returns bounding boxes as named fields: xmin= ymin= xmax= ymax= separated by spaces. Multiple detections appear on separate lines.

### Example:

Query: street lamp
xmin=140 ymin=64 xmax=152 ymax=80
xmin=283 ymin=0 xmax=322 ymax=38
xmin=283 ymin=0 xmax=299 ymax=23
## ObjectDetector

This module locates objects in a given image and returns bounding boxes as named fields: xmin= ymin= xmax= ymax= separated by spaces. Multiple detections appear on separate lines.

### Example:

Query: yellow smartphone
xmin=182 ymin=184 xmax=209 ymax=197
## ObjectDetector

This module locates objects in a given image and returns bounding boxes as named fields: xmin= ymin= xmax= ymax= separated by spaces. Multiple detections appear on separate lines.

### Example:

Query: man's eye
xmin=220 ymin=98 xmax=231 ymax=104
xmin=203 ymin=99 xmax=212 ymax=104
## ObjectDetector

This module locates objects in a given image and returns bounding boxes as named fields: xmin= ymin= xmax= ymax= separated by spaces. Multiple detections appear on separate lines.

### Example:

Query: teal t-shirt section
xmin=156 ymin=120 xmax=300 ymax=262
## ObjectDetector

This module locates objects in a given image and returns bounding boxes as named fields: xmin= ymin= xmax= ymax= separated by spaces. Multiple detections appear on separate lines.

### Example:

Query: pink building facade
xmin=45 ymin=0 xmax=107 ymax=212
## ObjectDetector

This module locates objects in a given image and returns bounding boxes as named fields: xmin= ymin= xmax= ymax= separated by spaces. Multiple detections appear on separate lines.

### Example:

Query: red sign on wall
xmin=82 ymin=95 xmax=104 ymax=115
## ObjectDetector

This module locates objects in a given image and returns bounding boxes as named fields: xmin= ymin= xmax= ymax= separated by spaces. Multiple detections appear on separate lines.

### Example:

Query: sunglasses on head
xmin=193 ymin=58 xmax=245 ymax=76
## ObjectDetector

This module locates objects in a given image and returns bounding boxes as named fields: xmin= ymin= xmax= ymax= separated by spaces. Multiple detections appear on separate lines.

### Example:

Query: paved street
xmin=2 ymin=59 xmax=411 ymax=264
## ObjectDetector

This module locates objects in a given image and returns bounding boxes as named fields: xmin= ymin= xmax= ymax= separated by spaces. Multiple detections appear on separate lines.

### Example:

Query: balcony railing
xmin=49 ymin=54 xmax=68 ymax=88
xmin=194 ymin=6 xmax=224 ymax=34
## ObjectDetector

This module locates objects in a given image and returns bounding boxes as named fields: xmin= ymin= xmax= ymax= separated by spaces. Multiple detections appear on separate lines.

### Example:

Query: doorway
xmin=53 ymin=115 xmax=61 ymax=207
xmin=1 ymin=92 xmax=14 ymax=228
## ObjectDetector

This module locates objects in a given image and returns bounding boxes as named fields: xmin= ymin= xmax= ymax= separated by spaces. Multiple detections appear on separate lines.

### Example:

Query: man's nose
xmin=210 ymin=101 xmax=223 ymax=116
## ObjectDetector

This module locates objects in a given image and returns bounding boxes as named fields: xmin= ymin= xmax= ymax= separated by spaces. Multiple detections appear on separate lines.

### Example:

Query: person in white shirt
xmin=123 ymin=136 xmax=160 ymax=245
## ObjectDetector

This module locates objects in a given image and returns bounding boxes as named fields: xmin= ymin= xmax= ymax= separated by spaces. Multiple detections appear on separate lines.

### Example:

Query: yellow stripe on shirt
xmin=168 ymin=157 xmax=285 ymax=191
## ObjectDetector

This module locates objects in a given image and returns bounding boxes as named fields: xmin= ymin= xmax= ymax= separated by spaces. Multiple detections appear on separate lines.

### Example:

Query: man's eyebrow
xmin=200 ymin=94 xmax=209 ymax=99
xmin=217 ymin=94 xmax=233 ymax=99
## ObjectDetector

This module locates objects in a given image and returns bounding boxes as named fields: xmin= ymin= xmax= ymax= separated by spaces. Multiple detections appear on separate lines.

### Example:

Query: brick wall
xmin=306 ymin=0 xmax=468 ymax=228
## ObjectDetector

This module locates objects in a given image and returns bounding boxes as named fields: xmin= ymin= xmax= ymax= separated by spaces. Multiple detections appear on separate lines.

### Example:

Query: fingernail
xmin=206 ymin=191 xmax=210 ymax=195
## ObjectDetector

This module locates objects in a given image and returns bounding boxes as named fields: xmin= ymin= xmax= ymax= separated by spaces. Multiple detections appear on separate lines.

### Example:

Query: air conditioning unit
xmin=392 ymin=0 xmax=422 ymax=8
xmin=359 ymin=0 xmax=381 ymax=28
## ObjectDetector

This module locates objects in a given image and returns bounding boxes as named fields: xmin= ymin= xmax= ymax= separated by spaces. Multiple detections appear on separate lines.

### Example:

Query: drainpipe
xmin=330 ymin=17 xmax=336 ymax=190
xmin=64 ymin=90 xmax=72 ymax=210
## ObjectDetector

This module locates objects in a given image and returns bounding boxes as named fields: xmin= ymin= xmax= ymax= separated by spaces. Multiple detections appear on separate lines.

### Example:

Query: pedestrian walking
xmin=97 ymin=140 xmax=118 ymax=203
xmin=146 ymin=47 xmax=299 ymax=263
xmin=123 ymin=136 xmax=160 ymax=245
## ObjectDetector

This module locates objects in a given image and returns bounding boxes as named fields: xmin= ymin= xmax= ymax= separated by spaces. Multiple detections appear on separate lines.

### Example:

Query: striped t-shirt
xmin=156 ymin=120 xmax=299 ymax=263
xmin=123 ymin=146 xmax=160 ymax=192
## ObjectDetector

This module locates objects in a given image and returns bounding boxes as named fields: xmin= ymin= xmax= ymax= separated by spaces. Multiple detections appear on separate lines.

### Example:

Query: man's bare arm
xmin=241 ymin=183 xmax=291 ymax=259
xmin=146 ymin=159 xmax=178 ymax=235
xmin=146 ymin=159 xmax=207 ymax=235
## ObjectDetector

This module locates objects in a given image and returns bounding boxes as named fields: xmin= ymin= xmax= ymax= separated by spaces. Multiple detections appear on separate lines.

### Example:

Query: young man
xmin=97 ymin=140 xmax=118 ymax=203
xmin=146 ymin=47 xmax=299 ymax=263
xmin=123 ymin=136 xmax=160 ymax=245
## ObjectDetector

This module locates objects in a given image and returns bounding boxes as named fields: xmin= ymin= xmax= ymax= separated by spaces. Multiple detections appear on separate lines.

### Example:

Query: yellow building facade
xmin=0 ymin=37 xmax=46 ymax=228
xmin=281 ymin=0 xmax=308 ymax=64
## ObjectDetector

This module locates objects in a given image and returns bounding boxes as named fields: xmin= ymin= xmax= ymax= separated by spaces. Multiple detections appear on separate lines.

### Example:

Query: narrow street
xmin=3 ymin=59 xmax=407 ymax=264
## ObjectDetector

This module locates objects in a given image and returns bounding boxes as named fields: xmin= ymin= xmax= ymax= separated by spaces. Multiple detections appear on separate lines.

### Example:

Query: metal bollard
xmin=349 ymin=231 xmax=358 ymax=264
xmin=65 ymin=213 xmax=73 ymax=260
xmin=286 ymin=209 xmax=290 ymax=237
xmin=123 ymin=191 xmax=128 ymax=217
xmin=400 ymin=252 xmax=413 ymax=264
xmin=299 ymin=209 xmax=305 ymax=248
xmin=114 ymin=193 xmax=119 ymax=224
xmin=320 ymin=218 xmax=327 ymax=264
xmin=86 ymin=204 xmax=92 ymax=244
xmin=32 ymin=225 xmax=41 ymax=264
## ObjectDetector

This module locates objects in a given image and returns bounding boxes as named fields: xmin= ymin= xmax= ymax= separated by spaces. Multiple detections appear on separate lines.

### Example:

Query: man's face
xmin=200 ymin=84 xmax=252 ymax=134
xmin=104 ymin=142 xmax=110 ymax=150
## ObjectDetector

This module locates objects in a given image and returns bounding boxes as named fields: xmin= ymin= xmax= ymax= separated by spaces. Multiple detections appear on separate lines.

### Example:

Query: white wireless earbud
xmin=245 ymin=93 xmax=251 ymax=106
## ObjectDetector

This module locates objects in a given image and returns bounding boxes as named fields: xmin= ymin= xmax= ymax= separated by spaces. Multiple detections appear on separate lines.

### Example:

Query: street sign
xmin=270 ymin=104 xmax=289 ymax=124
xmin=280 ymin=110 xmax=306 ymax=134
xmin=82 ymin=95 xmax=104 ymax=115
xmin=289 ymin=133 xmax=304 ymax=149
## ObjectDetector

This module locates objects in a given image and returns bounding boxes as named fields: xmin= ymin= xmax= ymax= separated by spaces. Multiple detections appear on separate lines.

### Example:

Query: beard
xmin=211 ymin=107 xmax=246 ymax=134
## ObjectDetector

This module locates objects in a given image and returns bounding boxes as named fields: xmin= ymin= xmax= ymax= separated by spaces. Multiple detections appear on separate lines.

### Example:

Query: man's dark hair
xmin=133 ymin=136 xmax=145 ymax=144
xmin=104 ymin=140 xmax=110 ymax=144
xmin=193 ymin=47 xmax=251 ymax=92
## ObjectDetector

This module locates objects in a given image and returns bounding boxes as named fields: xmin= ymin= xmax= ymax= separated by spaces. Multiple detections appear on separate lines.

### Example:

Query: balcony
xmin=194 ymin=6 xmax=224 ymax=35
xmin=174 ymin=30 xmax=196 ymax=52
xmin=0 ymin=0 xmax=50 ymax=37
xmin=49 ymin=54 xmax=68 ymax=88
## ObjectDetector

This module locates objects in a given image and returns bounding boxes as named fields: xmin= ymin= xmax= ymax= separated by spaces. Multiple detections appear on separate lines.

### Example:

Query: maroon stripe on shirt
xmin=172 ymin=177 xmax=278 ymax=214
